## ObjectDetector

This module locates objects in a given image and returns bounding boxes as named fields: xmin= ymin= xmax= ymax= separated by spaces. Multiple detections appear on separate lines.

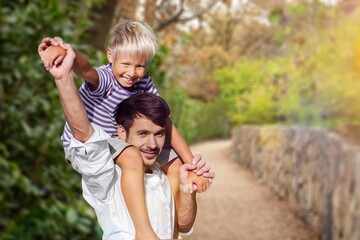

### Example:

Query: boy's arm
xmin=167 ymin=119 xmax=215 ymax=181
xmin=71 ymin=47 xmax=99 ymax=91
xmin=38 ymin=37 xmax=99 ymax=90
xmin=167 ymin=118 xmax=193 ymax=165
xmin=115 ymin=148 xmax=159 ymax=240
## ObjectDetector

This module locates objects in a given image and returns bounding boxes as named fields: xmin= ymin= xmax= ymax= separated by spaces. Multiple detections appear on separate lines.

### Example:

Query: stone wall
xmin=232 ymin=126 xmax=360 ymax=240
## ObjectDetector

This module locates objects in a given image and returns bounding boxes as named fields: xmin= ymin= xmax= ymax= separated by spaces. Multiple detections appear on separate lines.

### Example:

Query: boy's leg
xmin=109 ymin=138 xmax=158 ymax=240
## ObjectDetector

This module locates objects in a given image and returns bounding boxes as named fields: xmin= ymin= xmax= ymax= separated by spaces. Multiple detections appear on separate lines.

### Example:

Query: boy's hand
xmin=191 ymin=154 xmax=215 ymax=179
xmin=42 ymin=46 xmax=67 ymax=70
xmin=188 ymin=171 xmax=211 ymax=193
xmin=38 ymin=36 xmax=64 ymax=58
xmin=180 ymin=162 xmax=212 ymax=193
xmin=180 ymin=163 xmax=211 ymax=193
xmin=45 ymin=43 xmax=75 ymax=80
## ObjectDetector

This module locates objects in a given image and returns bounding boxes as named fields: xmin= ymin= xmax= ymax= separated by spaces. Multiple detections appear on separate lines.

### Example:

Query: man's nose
xmin=146 ymin=136 xmax=157 ymax=149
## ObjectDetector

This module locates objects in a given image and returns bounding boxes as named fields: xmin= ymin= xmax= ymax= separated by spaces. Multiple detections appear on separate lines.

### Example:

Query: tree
xmin=84 ymin=0 xmax=221 ymax=50
xmin=84 ymin=0 xmax=120 ymax=50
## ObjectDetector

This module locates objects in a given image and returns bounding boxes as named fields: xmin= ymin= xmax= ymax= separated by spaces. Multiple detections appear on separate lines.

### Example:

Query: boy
xmin=39 ymin=19 xmax=213 ymax=238
xmin=47 ymin=42 xmax=197 ymax=239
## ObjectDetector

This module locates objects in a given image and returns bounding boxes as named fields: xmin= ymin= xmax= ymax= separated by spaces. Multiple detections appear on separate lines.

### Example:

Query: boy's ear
xmin=117 ymin=125 xmax=127 ymax=141
xmin=107 ymin=48 xmax=113 ymax=63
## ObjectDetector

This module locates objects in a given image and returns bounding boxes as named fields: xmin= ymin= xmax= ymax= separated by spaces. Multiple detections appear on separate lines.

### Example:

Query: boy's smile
xmin=110 ymin=54 xmax=147 ymax=91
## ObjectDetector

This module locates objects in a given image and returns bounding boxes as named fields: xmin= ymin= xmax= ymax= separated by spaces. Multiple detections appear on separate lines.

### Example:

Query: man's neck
xmin=144 ymin=167 xmax=153 ymax=174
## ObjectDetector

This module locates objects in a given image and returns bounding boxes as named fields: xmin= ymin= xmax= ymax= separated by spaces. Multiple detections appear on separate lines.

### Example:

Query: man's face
xmin=118 ymin=115 xmax=166 ymax=168
xmin=107 ymin=50 xmax=148 ymax=91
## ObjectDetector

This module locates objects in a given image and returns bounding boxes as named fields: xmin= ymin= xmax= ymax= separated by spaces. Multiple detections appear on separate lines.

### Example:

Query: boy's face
xmin=108 ymin=50 xmax=148 ymax=91
xmin=118 ymin=115 xmax=166 ymax=168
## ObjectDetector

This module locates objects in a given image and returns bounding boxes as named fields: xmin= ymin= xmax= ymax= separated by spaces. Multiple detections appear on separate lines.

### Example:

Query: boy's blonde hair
xmin=108 ymin=20 xmax=158 ymax=64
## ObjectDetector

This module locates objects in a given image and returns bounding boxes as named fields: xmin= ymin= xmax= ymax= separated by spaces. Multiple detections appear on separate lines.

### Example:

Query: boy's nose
xmin=127 ymin=66 xmax=136 ymax=77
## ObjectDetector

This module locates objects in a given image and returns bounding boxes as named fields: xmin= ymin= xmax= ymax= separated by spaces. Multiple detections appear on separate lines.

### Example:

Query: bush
xmin=0 ymin=1 xmax=102 ymax=239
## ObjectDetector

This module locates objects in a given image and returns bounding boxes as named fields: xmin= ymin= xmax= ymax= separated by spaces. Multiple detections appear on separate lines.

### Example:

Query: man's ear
xmin=107 ymin=48 xmax=113 ymax=63
xmin=117 ymin=125 xmax=127 ymax=141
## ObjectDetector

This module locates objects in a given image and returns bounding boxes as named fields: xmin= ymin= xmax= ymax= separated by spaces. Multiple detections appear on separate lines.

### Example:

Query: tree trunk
xmin=85 ymin=0 xmax=119 ymax=51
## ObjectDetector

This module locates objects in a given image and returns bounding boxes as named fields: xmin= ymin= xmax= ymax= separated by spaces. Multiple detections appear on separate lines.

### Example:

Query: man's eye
xmin=155 ymin=132 xmax=164 ymax=137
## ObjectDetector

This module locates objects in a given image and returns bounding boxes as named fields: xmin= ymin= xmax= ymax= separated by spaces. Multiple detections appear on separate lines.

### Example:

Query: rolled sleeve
xmin=66 ymin=124 xmax=116 ymax=202
xmin=180 ymin=227 xmax=194 ymax=236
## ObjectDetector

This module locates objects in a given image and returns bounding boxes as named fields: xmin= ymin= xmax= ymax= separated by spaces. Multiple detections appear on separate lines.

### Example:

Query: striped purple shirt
xmin=61 ymin=64 xmax=159 ymax=148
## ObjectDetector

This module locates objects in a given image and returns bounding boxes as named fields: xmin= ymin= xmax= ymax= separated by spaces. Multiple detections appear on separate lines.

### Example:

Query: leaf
xmin=66 ymin=207 xmax=78 ymax=224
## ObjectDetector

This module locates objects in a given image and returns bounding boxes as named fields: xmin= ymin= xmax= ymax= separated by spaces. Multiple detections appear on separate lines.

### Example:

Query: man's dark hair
xmin=114 ymin=93 xmax=171 ymax=133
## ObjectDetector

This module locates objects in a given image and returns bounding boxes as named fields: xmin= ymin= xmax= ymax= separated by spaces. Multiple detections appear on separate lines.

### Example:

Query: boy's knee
xmin=115 ymin=146 xmax=143 ymax=169
xmin=162 ymin=157 xmax=182 ymax=175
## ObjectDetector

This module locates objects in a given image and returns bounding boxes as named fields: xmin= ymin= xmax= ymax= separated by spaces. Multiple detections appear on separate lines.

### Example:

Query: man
xmin=48 ymin=43 xmax=199 ymax=239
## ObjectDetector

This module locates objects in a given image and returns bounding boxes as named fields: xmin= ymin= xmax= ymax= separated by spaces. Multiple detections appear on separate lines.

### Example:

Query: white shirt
xmin=66 ymin=125 xmax=175 ymax=240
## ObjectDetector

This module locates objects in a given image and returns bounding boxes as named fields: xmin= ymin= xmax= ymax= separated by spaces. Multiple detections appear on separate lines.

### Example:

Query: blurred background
xmin=1 ymin=0 xmax=360 ymax=239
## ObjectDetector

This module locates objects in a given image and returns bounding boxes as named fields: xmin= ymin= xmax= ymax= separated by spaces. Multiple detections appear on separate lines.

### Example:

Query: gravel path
xmin=186 ymin=139 xmax=317 ymax=240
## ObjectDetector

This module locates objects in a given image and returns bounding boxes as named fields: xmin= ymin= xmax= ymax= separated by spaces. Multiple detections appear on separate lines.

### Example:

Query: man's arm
xmin=47 ymin=44 xmax=117 ymax=202
xmin=177 ymin=163 xmax=198 ymax=233
xmin=46 ymin=43 xmax=94 ymax=141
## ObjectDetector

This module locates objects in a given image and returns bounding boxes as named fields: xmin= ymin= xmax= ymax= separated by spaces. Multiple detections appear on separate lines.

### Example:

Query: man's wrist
xmin=180 ymin=183 xmax=192 ymax=194
xmin=54 ymin=72 xmax=73 ymax=82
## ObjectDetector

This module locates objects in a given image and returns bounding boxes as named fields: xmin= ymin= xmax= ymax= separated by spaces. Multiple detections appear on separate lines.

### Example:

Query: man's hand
xmin=179 ymin=163 xmax=196 ymax=193
xmin=188 ymin=171 xmax=211 ymax=193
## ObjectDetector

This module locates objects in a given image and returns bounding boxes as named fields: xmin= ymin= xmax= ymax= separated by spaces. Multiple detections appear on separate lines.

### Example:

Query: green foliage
xmin=0 ymin=0 xmax=103 ymax=239
xmin=214 ymin=56 xmax=328 ymax=126
xmin=146 ymin=45 xmax=169 ymax=90
xmin=215 ymin=58 xmax=283 ymax=125
xmin=288 ymin=2 xmax=308 ymax=18
xmin=147 ymin=45 xmax=231 ymax=144
xmin=161 ymin=84 xmax=231 ymax=144
xmin=278 ymin=75 xmax=324 ymax=126
xmin=187 ymin=99 xmax=231 ymax=141
xmin=214 ymin=6 xmax=360 ymax=130
xmin=297 ymin=9 xmax=360 ymax=128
